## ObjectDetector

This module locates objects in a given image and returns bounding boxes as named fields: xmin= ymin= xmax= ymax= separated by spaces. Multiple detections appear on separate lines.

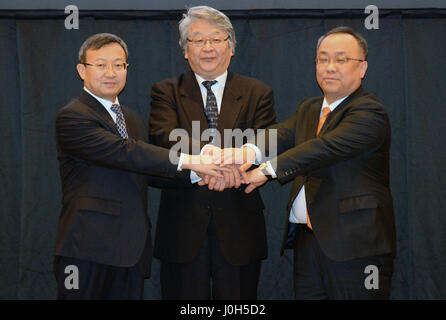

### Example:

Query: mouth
xmin=201 ymin=57 xmax=216 ymax=62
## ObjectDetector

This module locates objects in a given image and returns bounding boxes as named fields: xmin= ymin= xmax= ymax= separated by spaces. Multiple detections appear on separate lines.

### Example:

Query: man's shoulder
xmin=297 ymin=95 xmax=324 ymax=108
xmin=228 ymin=71 xmax=271 ymax=90
xmin=56 ymin=94 xmax=87 ymax=117
xmin=348 ymin=88 xmax=386 ymax=111
xmin=152 ymin=72 xmax=192 ymax=88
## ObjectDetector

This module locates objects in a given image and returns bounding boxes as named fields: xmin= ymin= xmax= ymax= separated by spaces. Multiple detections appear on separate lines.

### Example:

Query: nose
xmin=326 ymin=59 xmax=337 ymax=72
xmin=202 ymin=40 xmax=214 ymax=51
xmin=104 ymin=64 xmax=117 ymax=76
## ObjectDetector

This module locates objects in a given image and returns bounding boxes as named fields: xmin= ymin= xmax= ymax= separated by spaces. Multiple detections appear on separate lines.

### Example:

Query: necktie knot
xmin=321 ymin=106 xmax=331 ymax=118
xmin=202 ymin=80 xmax=217 ymax=91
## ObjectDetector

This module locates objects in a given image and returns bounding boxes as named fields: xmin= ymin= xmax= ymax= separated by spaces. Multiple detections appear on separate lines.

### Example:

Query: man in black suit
xmin=149 ymin=6 xmax=276 ymax=299
xmin=54 ymin=33 xmax=223 ymax=299
xmin=228 ymin=26 xmax=396 ymax=299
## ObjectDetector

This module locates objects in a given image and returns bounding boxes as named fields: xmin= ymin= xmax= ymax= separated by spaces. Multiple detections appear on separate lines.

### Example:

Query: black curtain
xmin=0 ymin=9 xmax=445 ymax=299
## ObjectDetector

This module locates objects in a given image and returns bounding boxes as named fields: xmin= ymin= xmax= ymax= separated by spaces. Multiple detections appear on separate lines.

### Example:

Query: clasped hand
xmin=193 ymin=145 xmax=268 ymax=193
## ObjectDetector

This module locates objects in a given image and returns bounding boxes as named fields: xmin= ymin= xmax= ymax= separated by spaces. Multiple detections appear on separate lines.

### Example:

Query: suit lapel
xmin=121 ymin=107 xmax=137 ymax=139
xmin=78 ymin=90 xmax=120 ymax=135
xmin=317 ymin=86 xmax=365 ymax=136
xmin=180 ymin=72 xmax=210 ymax=131
xmin=217 ymin=71 xmax=243 ymax=132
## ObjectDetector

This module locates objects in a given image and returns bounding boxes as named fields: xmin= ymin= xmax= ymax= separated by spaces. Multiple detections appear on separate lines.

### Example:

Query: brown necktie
xmin=307 ymin=106 xmax=331 ymax=230
xmin=316 ymin=106 xmax=331 ymax=136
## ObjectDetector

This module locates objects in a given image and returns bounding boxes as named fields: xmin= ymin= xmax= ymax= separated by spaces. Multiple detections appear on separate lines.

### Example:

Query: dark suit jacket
xmin=262 ymin=86 xmax=396 ymax=262
xmin=54 ymin=90 xmax=187 ymax=275
xmin=149 ymin=71 xmax=276 ymax=266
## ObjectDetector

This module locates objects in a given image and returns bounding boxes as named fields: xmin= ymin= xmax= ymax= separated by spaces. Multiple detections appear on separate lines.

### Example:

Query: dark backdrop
xmin=0 ymin=9 xmax=445 ymax=299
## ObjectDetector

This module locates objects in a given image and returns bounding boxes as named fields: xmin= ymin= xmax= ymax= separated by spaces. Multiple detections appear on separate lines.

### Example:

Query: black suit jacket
xmin=262 ymin=87 xmax=396 ymax=262
xmin=149 ymin=71 xmax=276 ymax=265
xmin=54 ymin=90 xmax=187 ymax=274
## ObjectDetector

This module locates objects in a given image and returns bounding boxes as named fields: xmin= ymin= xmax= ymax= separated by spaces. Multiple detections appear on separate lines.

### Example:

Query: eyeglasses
xmin=315 ymin=56 xmax=365 ymax=66
xmin=187 ymin=36 xmax=229 ymax=47
xmin=82 ymin=62 xmax=129 ymax=72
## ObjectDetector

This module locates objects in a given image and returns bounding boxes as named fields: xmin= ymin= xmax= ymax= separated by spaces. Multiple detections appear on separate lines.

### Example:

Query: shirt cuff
xmin=177 ymin=153 xmax=185 ymax=171
xmin=266 ymin=161 xmax=277 ymax=178
xmin=190 ymin=171 xmax=202 ymax=184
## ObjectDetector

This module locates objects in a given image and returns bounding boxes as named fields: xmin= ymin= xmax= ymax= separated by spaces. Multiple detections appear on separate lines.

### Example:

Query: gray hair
xmin=178 ymin=6 xmax=236 ymax=54
xmin=316 ymin=26 xmax=368 ymax=60
xmin=78 ymin=33 xmax=128 ymax=63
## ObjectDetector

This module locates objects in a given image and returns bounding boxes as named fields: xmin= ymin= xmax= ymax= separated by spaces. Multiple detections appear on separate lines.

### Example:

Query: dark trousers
xmin=293 ymin=224 xmax=394 ymax=300
xmin=160 ymin=214 xmax=261 ymax=300
xmin=54 ymin=256 xmax=144 ymax=300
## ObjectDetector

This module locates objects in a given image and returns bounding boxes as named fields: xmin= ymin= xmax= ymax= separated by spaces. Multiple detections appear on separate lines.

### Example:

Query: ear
xmin=76 ymin=63 xmax=86 ymax=80
xmin=360 ymin=61 xmax=368 ymax=79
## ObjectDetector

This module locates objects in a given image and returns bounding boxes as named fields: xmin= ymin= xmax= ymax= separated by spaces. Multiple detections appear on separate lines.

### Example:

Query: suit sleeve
xmin=274 ymin=102 xmax=388 ymax=183
xmin=255 ymin=109 xmax=298 ymax=162
xmin=56 ymin=107 xmax=179 ymax=178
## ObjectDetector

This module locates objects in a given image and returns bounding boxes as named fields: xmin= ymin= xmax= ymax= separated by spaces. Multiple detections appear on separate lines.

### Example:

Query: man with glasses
xmin=54 ymin=33 xmax=224 ymax=299
xmin=226 ymin=26 xmax=396 ymax=299
xmin=149 ymin=6 xmax=276 ymax=299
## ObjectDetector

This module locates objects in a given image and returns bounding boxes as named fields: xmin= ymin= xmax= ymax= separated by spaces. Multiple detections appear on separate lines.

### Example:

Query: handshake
xmin=181 ymin=145 xmax=270 ymax=194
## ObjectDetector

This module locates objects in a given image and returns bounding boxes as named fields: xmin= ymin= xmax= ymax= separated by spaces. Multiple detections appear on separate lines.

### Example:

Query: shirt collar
xmin=83 ymin=87 xmax=119 ymax=111
xmin=322 ymin=95 xmax=348 ymax=113
xmin=194 ymin=70 xmax=228 ymax=89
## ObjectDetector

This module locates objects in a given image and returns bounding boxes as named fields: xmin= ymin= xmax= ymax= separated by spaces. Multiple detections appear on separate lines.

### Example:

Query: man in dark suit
xmin=231 ymin=26 xmax=396 ymax=299
xmin=54 ymin=33 xmax=223 ymax=299
xmin=149 ymin=6 xmax=276 ymax=299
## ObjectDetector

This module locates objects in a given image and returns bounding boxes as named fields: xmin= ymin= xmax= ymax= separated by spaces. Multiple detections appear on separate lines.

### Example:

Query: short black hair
xmin=317 ymin=26 xmax=368 ymax=60
xmin=78 ymin=33 xmax=128 ymax=63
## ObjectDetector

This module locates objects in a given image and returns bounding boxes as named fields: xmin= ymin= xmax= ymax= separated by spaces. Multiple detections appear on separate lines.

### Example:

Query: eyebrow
xmin=318 ymin=50 xmax=347 ymax=56
xmin=190 ymin=31 xmax=222 ymax=37
xmin=91 ymin=58 xmax=126 ymax=63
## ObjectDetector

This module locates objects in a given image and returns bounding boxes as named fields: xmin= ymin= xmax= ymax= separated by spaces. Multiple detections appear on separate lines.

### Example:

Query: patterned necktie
xmin=316 ymin=107 xmax=331 ymax=136
xmin=307 ymin=106 xmax=332 ymax=230
xmin=111 ymin=104 xmax=129 ymax=139
xmin=202 ymin=80 xmax=219 ymax=127
xmin=202 ymin=80 xmax=219 ymax=143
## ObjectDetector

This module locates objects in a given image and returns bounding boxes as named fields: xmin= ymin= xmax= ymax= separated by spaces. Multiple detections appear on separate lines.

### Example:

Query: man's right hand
xmin=181 ymin=154 xmax=230 ymax=178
